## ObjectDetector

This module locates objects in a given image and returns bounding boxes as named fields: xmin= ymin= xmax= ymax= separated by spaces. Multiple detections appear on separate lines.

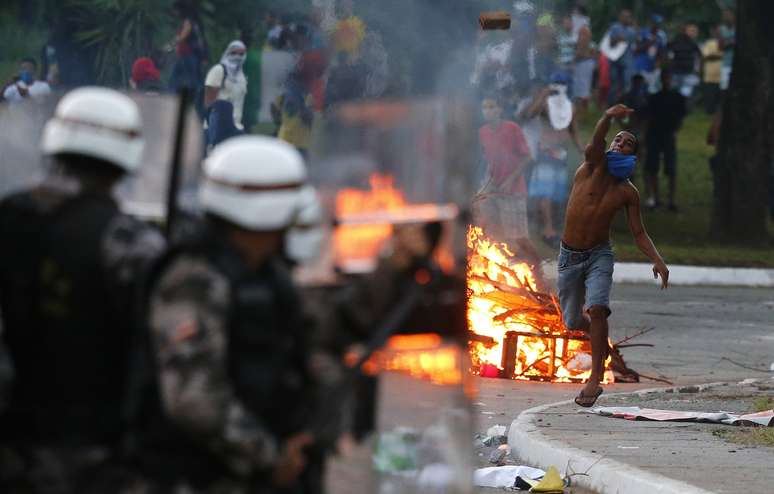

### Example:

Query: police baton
xmin=164 ymin=88 xmax=192 ymax=239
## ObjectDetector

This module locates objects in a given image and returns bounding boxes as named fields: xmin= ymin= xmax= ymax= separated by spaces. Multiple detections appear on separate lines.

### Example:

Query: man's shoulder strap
xmin=219 ymin=63 xmax=227 ymax=88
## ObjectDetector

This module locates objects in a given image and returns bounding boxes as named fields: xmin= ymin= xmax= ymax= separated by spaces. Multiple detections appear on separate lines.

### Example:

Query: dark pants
xmin=170 ymin=55 xmax=204 ymax=118
xmin=645 ymin=132 xmax=677 ymax=177
xmin=608 ymin=59 xmax=628 ymax=106
xmin=702 ymin=82 xmax=721 ymax=114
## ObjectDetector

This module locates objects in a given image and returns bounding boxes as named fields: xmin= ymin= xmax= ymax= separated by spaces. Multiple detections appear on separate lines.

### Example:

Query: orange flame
xmin=334 ymin=174 xmax=401 ymax=269
xmin=466 ymin=226 xmax=613 ymax=383
xmin=333 ymin=173 xmax=455 ymax=272
xmin=353 ymin=333 xmax=465 ymax=385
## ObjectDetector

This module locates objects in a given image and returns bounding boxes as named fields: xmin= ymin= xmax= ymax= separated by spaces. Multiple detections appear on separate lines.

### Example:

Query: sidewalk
xmin=541 ymin=260 xmax=774 ymax=287
xmin=509 ymin=378 xmax=774 ymax=494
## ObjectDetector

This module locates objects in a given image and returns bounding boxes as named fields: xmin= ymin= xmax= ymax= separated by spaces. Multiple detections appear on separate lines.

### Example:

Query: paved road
xmin=326 ymin=283 xmax=774 ymax=493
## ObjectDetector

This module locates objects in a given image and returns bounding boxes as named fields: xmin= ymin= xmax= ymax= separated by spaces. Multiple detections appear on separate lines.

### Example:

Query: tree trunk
xmin=712 ymin=0 xmax=774 ymax=242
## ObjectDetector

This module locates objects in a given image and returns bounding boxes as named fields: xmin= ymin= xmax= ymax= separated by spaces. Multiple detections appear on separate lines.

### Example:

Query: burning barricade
xmin=466 ymin=225 xmax=619 ymax=383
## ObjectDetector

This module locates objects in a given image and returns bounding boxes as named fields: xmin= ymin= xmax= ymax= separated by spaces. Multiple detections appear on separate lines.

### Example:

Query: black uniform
xmin=0 ymin=176 xmax=164 ymax=493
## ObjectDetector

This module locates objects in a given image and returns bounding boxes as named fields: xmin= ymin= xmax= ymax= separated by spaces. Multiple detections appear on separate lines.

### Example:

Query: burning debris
xmin=332 ymin=173 xmax=457 ymax=273
xmin=466 ymin=226 xmax=642 ymax=383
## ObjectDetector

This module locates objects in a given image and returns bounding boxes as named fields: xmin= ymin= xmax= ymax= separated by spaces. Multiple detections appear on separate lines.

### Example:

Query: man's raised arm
xmin=585 ymin=104 xmax=633 ymax=166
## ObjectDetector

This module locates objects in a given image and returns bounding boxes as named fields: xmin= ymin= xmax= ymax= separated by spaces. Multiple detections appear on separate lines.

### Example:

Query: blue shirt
xmin=634 ymin=28 xmax=666 ymax=72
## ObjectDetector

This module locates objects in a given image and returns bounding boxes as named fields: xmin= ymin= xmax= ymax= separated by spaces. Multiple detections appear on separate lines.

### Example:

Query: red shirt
xmin=479 ymin=120 xmax=531 ymax=195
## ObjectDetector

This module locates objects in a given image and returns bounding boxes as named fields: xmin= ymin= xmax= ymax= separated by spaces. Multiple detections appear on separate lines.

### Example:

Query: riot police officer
xmin=146 ymin=135 xmax=321 ymax=492
xmin=0 ymin=87 xmax=165 ymax=492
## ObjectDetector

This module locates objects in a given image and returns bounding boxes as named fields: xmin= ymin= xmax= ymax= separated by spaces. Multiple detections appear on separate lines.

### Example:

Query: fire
xmin=466 ymin=226 xmax=613 ymax=383
xmin=333 ymin=173 xmax=456 ymax=272
xmin=353 ymin=334 xmax=464 ymax=385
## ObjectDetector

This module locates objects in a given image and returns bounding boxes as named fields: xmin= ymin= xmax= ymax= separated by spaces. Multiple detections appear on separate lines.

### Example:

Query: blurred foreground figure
xmin=147 ymin=136 xmax=321 ymax=493
xmin=0 ymin=88 xmax=165 ymax=492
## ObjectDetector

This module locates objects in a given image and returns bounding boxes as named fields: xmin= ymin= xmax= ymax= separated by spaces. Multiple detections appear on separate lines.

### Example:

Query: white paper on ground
xmin=486 ymin=424 xmax=507 ymax=437
xmin=473 ymin=465 xmax=545 ymax=487
xmin=582 ymin=406 xmax=774 ymax=427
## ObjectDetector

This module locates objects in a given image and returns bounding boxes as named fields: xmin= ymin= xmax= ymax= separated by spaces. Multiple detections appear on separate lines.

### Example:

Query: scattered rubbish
xmin=678 ymin=385 xmax=700 ymax=393
xmin=529 ymin=465 xmax=565 ymax=493
xmin=473 ymin=434 xmax=486 ymax=448
xmin=566 ymin=352 xmax=592 ymax=371
xmin=582 ymin=406 xmax=774 ymax=426
xmin=373 ymin=427 xmax=419 ymax=472
xmin=482 ymin=434 xmax=508 ymax=447
xmin=488 ymin=447 xmax=507 ymax=465
xmin=514 ymin=476 xmax=533 ymax=490
xmin=479 ymin=363 xmax=501 ymax=378
xmin=473 ymin=465 xmax=545 ymax=488
xmin=770 ymin=362 xmax=774 ymax=371
xmin=617 ymin=445 xmax=640 ymax=449
xmin=486 ymin=424 xmax=507 ymax=436
xmin=481 ymin=411 xmax=496 ymax=415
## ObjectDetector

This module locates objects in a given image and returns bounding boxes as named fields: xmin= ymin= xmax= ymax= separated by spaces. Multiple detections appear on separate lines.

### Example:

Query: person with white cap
xmin=0 ymin=87 xmax=165 ymax=492
xmin=146 ymin=135 xmax=323 ymax=492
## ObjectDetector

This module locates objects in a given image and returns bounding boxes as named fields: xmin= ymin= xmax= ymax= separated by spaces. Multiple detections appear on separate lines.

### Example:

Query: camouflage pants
xmin=0 ymin=444 xmax=148 ymax=494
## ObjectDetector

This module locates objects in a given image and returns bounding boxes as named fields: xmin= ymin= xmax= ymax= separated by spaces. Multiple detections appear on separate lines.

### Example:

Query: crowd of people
xmin=1 ymin=0 xmax=386 ymax=158
xmin=471 ymin=2 xmax=737 ymax=252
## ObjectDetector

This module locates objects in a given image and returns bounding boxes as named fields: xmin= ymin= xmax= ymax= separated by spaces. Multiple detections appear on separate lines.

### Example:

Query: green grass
xmin=753 ymin=397 xmax=774 ymax=412
xmin=534 ymin=103 xmax=774 ymax=267
xmin=716 ymin=427 xmax=774 ymax=448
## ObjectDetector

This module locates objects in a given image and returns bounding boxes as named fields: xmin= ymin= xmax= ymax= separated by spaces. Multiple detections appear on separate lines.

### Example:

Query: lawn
xmin=714 ymin=396 xmax=774 ymax=448
xmin=539 ymin=103 xmax=774 ymax=267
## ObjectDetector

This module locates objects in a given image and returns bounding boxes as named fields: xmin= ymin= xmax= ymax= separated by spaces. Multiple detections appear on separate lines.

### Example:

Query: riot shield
xmin=306 ymin=97 xmax=476 ymax=493
xmin=305 ymin=97 xmax=475 ymax=276
xmin=0 ymin=91 xmax=203 ymax=223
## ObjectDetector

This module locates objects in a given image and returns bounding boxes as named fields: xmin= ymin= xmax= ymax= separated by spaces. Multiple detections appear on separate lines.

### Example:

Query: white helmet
xmin=41 ymin=87 xmax=144 ymax=173
xmin=286 ymin=185 xmax=324 ymax=262
xmin=199 ymin=135 xmax=309 ymax=231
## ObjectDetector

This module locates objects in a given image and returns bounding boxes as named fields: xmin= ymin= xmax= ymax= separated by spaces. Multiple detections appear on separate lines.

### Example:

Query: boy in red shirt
xmin=475 ymin=95 xmax=541 ymax=273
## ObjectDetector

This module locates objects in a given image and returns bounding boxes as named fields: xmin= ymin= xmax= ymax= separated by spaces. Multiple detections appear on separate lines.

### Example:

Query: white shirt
xmin=205 ymin=64 xmax=247 ymax=129
xmin=3 ymin=80 xmax=51 ymax=103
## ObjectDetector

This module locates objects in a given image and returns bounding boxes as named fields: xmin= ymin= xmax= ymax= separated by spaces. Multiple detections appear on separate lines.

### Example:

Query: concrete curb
xmin=507 ymin=381 xmax=760 ymax=494
xmin=541 ymin=261 xmax=774 ymax=287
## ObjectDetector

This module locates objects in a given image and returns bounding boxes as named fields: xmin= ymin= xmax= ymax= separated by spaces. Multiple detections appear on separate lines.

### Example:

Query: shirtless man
xmin=560 ymin=104 xmax=669 ymax=406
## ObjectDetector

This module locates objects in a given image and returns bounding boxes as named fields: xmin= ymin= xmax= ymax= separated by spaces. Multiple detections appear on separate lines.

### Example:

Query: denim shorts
xmin=557 ymin=241 xmax=614 ymax=330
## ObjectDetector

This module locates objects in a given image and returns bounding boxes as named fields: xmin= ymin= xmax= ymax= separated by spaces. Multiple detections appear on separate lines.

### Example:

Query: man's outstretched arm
xmin=585 ymin=104 xmax=633 ymax=167
xmin=625 ymin=187 xmax=669 ymax=289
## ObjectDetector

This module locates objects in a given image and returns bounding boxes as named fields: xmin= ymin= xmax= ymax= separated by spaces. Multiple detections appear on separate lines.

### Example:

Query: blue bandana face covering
xmin=606 ymin=151 xmax=637 ymax=179
xmin=19 ymin=70 xmax=33 ymax=85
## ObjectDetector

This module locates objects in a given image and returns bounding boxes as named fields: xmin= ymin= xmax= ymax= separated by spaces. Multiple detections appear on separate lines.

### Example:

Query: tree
xmin=712 ymin=0 xmax=774 ymax=242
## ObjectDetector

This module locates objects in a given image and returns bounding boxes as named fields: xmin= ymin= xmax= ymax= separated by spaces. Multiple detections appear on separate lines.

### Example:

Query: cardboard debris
xmin=583 ymin=406 xmax=774 ymax=426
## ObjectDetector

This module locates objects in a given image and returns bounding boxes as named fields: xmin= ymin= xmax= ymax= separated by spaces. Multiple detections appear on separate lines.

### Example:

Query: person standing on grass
xmin=572 ymin=8 xmax=594 ymax=116
xmin=718 ymin=9 xmax=735 ymax=93
xmin=701 ymin=26 xmax=723 ymax=114
xmin=204 ymin=40 xmax=248 ymax=132
xmin=644 ymin=69 xmax=686 ymax=211
xmin=667 ymin=23 xmax=702 ymax=101
xmin=560 ymin=104 xmax=669 ymax=407
xmin=523 ymin=76 xmax=583 ymax=247
xmin=475 ymin=94 xmax=542 ymax=274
